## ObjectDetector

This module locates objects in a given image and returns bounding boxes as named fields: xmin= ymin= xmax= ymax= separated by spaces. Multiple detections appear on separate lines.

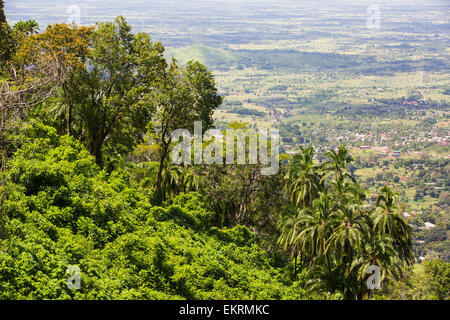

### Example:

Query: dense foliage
xmin=0 ymin=6 xmax=448 ymax=300
xmin=0 ymin=124 xmax=308 ymax=299
xmin=279 ymin=146 xmax=414 ymax=299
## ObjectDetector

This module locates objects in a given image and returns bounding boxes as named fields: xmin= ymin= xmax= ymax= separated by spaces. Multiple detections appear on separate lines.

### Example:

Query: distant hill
xmin=166 ymin=45 xmax=241 ymax=69
xmin=166 ymin=46 xmax=363 ymax=72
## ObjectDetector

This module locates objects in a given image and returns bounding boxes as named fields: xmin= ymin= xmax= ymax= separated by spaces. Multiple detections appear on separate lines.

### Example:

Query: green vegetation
xmin=0 ymin=126 xmax=306 ymax=299
xmin=1 ymin=0 xmax=449 ymax=300
xmin=379 ymin=259 xmax=450 ymax=300
xmin=279 ymin=146 xmax=414 ymax=299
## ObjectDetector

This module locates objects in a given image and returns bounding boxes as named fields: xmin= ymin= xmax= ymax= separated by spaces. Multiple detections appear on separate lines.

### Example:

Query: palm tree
xmin=296 ymin=192 xmax=334 ymax=257
xmin=160 ymin=161 xmax=184 ymax=200
xmin=285 ymin=146 xmax=322 ymax=209
xmin=183 ymin=167 xmax=200 ymax=192
xmin=322 ymin=144 xmax=356 ymax=183
xmin=277 ymin=206 xmax=303 ymax=276
xmin=350 ymin=234 xmax=403 ymax=299
xmin=328 ymin=196 xmax=371 ymax=295
xmin=299 ymin=192 xmax=338 ymax=289
xmin=279 ymin=147 xmax=414 ymax=299
xmin=13 ymin=20 xmax=39 ymax=36
xmin=372 ymin=185 xmax=414 ymax=264
xmin=373 ymin=186 xmax=399 ymax=233
xmin=144 ymin=160 xmax=183 ymax=202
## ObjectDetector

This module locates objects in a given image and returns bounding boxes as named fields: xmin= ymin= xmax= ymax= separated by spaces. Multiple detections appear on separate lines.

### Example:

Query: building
xmin=423 ymin=222 xmax=436 ymax=231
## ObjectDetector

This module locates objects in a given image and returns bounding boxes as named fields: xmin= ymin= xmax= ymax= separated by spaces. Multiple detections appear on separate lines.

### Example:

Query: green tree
xmin=0 ymin=0 xmax=5 ymax=24
xmin=150 ymin=60 xmax=222 ymax=201
xmin=322 ymin=144 xmax=356 ymax=183
xmin=279 ymin=146 xmax=414 ymax=299
xmin=0 ymin=0 xmax=10 ymax=63
xmin=13 ymin=20 xmax=39 ymax=36
xmin=285 ymin=146 xmax=322 ymax=209
xmin=373 ymin=186 xmax=414 ymax=264
xmin=67 ymin=17 xmax=167 ymax=164
xmin=423 ymin=259 xmax=450 ymax=300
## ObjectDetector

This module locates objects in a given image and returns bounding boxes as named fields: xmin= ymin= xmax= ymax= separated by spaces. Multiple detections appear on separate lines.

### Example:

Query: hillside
xmin=166 ymin=45 xmax=241 ymax=69
xmin=0 ymin=124 xmax=305 ymax=299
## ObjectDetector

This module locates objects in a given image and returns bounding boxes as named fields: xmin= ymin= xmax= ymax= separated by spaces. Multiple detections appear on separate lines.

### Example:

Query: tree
xmin=373 ymin=185 xmax=414 ymax=264
xmin=150 ymin=60 xmax=222 ymax=201
xmin=380 ymin=260 xmax=450 ymax=300
xmin=285 ymin=146 xmax=322 ymax=209
xmin=13 ymin=20 xmax=39 ymax=36
xmin=423 ymin=259 xmax=450 ymax=300
xmin=1 ymin=21 xmax=87 ymax=172
xmin=326 ymin=181 xmax=371 ymax=298
xmin=0 ymin=125 xmax=306 ymax=300
xmin=0 ymin=0 xmax=5 ymax=24
xmin=279 ymin=146 xmax=414 ymax=299
xmin=350 ymin=234 xmax=403 ymax=298
xmin=65 ymin=17 xmax=167 ymax=164
xmin=27 ymin=24 xmax=93 ymax=137
xmin=322 ymin=144 xmax=356 ymax=183
xmin=0 ymin=1 xmax=8 ymax=63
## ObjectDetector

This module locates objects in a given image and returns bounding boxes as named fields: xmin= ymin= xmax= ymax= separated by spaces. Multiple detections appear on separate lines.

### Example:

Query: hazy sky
xmin=4 ymin=0 xmax=449 ymax=27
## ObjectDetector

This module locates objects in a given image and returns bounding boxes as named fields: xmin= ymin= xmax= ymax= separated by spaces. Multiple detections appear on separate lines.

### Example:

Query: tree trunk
xmin=344 ymin=250 xmax=353 ymax=299
xmin=1 ymin=149 xmax=6 ymax=172
xmin=326 ymin=252 xmax=335 ymax=293
xmin=155 ymin=147 xmax=168 ymax=202
xmin=90 ymin=139 xmax=104 ymax=166
xmin=294 ymin=250 xmax=298 ymax=278
xmin=67 ymin=103 xmax=72 ymax=136
xmin=237 ymin=193 xmax=248 ymax=225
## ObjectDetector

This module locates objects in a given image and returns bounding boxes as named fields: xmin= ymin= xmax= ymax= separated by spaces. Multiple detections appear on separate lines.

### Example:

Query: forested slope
xmin=0 ymin=2 xmax=448 ymax=300
xmin=0 ymin=124 xmax=306 ymax=299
